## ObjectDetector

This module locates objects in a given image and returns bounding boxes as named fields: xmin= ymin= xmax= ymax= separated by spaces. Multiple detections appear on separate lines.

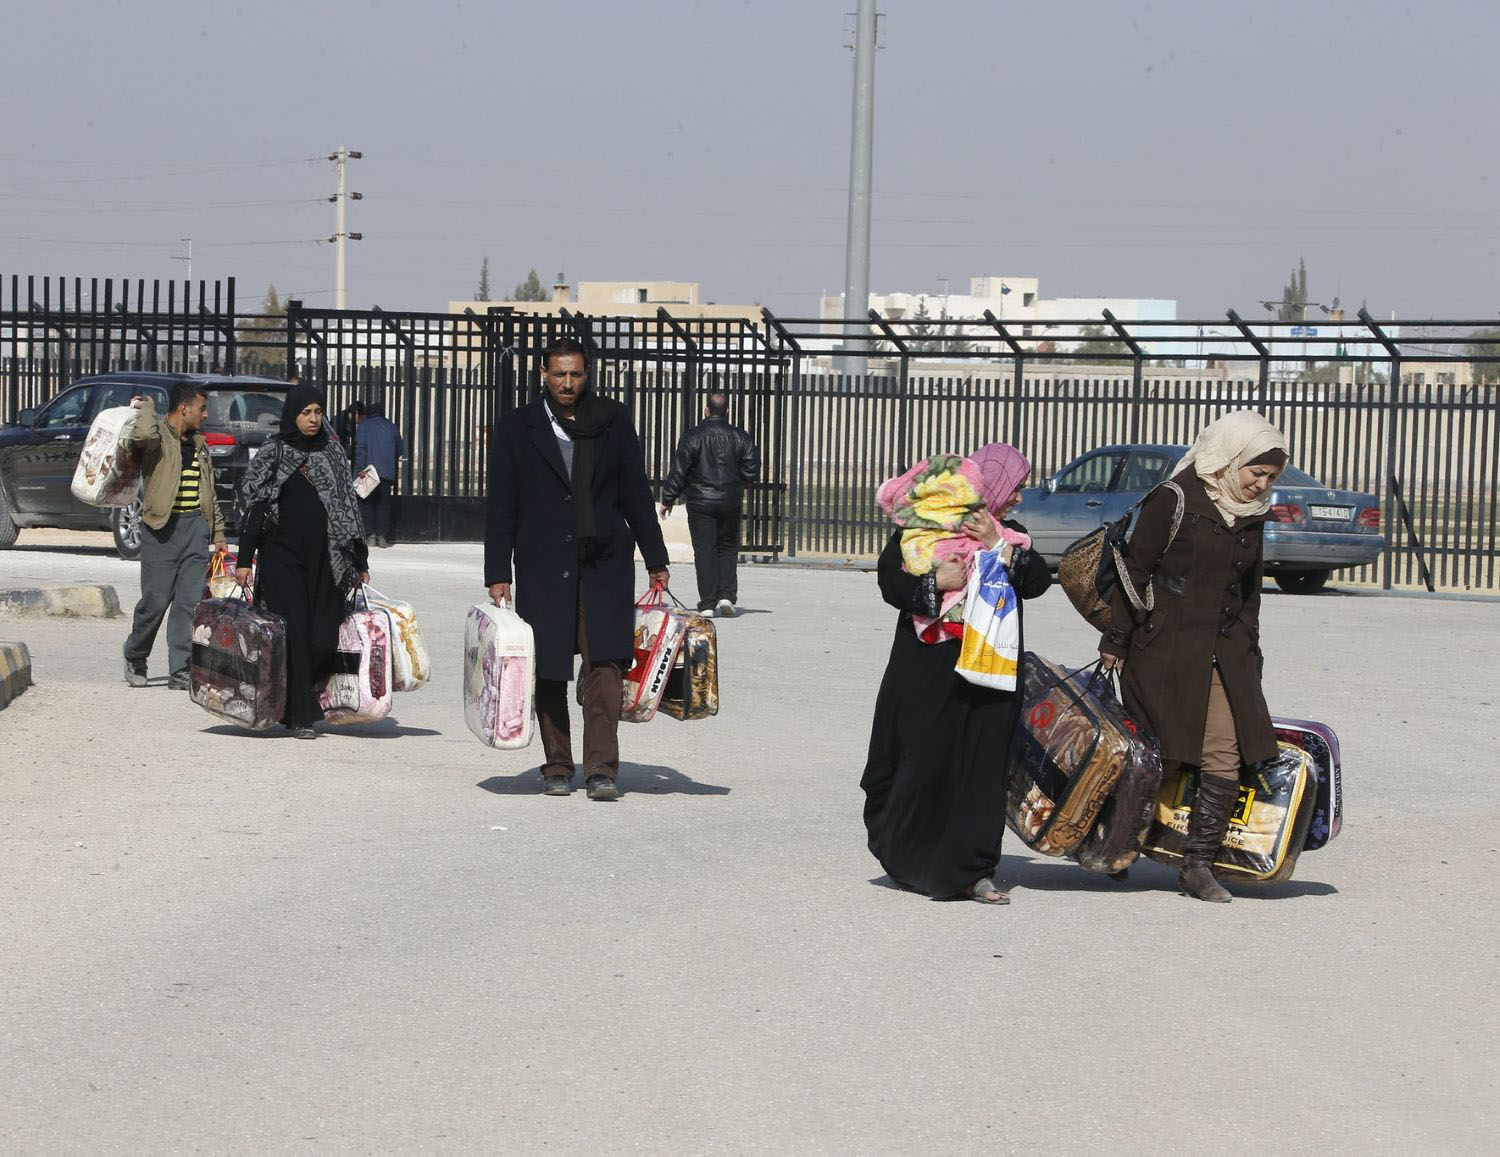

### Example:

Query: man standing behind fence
xmin=659 ymin=392 xmax=759 ymax=617
xmin=485 ymin=337 xmax=670 ymax=800
xmin=355 ymin=400 xmax=404 ymax=547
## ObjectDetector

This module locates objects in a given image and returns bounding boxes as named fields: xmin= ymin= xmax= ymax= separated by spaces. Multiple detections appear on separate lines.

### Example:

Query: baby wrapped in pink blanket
xmin=876 ymin=443 xmax=1032 ymax=642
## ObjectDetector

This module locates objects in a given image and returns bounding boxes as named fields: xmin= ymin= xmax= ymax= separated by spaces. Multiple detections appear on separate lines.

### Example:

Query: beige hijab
xmin=1176 ymin=410 xmax=1289 ymax=524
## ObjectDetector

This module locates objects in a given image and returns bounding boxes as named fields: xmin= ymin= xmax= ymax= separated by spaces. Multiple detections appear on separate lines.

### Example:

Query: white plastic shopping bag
xmin=954 ymin=546 xmax=1021 ymax=691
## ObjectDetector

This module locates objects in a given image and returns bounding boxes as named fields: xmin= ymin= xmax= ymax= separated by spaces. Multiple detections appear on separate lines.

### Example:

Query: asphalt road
xmin=1 ymin=532 xmax=1496 ymax=1153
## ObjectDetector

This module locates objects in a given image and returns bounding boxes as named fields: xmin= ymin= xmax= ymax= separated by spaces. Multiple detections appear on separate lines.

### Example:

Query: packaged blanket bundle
xmin=464 ymin=603 xmax=535 ymax=749
xmin=1005 ymin=654 xmax=1142 ymax=857
xmin=364 ymin=585 xmax=430 ymax=692
xmin=659 ymin=610 xmax=719 ymax=721
xmin=876 ymin=451 xmax=1031 ymax=643
xmin=1142 ymin=742 xmax=1318 ymax=884
xmin=70 ymin=405 xmax=141 ymax=507
xmin=189 ymin=597 xmax=287 ymax=730
xmin=319 ymin=602 xmax=394 ymax=725
xmin=622 ymin=585 xmax=688 ymax=724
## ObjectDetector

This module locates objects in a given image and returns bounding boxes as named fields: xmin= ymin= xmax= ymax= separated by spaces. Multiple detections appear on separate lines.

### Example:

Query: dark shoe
xmin=542 ymin=775 xmax=573 ymax=796
xmin=715 ymin=599 xmax=735 ymax=618
xmin=124 ymin=659 xmax=147 ymax=688
xmin=292 ymin=726 xmax=318 ymax=740
xmin=166 ymin=671 xmax=190 ymax=691
xmin=1179 ymin=773 xmax=1238 ymax=903
xmin=585 ymin=775 xmax=619 ymax=801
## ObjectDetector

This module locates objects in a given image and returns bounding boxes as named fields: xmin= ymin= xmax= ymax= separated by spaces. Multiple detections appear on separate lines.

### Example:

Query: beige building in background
xmin=450 ymin=278 xmax=762 ymax=329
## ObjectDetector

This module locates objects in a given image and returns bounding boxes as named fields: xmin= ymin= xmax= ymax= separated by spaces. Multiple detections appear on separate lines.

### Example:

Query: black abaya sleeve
xmin=1004 ymin=520 xmax=1052 ymax=601
xmin=876 ymin=532 xmax=941 ymax=616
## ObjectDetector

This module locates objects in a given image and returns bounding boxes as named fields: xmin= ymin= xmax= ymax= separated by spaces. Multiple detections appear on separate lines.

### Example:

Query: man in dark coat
xmin=354 ymin=400 xmax=405 ymax=547
xmin=485 ymin=337 xmax=670 ymax=800
xmin=658 ymin=391 xmax=759 ymax=616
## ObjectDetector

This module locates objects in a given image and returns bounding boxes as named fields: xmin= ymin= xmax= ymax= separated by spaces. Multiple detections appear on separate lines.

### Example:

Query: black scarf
xmin=280 ymin=383 xmax=331 ymax=452
xmin=544 ymin=388 xmax=618 ymax=558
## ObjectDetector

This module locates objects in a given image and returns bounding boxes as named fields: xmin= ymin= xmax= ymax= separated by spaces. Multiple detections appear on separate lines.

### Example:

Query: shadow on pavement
xmin=1002 ymin=856 xmax=1339 ymax=898
xmin=9 ymin=543 xmax=123 ymax=557
xmin=477 ymin=761 xmax=730 ymax=797
xmin=199 ymin=720 xmax=442 ymax=740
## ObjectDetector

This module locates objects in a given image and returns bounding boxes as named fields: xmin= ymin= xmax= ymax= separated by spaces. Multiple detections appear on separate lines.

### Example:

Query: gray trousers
xmin=124 ymin=513 xmax=210 ymax=676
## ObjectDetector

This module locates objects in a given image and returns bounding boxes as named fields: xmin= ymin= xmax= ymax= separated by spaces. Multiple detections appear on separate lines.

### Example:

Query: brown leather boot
xmin=1179 ymin=773 xmax=1238 ymax=903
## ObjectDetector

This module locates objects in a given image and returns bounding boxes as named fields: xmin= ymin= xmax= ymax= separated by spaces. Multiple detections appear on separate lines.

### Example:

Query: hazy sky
xmin=2 ymin=0 xmax=1496 ymax=321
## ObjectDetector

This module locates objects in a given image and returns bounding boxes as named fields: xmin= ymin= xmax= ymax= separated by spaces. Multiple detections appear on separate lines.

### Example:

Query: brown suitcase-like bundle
xmin=1142 ymin=742 xmax=1317 ymax=884
xmin=189 ymin=597 xmax=287 ymax=730
xmin=1006 ymin=654 xmax=1137 ymax=856
xmin=659 ymin=612 xmax=719 ymax=721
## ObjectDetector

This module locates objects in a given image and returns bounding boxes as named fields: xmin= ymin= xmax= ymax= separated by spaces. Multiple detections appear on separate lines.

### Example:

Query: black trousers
xmin=686 ymin=499 xmax=742 ymax=609
xmin=361 ymin=480 xmax=394 ymax=541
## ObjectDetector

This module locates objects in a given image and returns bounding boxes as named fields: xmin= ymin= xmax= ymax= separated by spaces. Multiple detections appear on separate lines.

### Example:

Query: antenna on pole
xmin=171 ymin=237 xmax=192 ymax=284
xmin=328 ymin=148 xmax=364 ymax=309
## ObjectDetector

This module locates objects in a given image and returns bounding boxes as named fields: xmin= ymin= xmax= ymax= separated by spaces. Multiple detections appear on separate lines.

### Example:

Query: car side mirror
xmin=15 ymin=408 xmax=36 ymax=428
xmin=1045 ymin=477 xmax=1057 ymax=494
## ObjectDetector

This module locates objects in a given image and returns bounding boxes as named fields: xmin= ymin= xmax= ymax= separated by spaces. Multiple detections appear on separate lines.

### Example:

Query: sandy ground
xmin=1 ymin=531 xmax=1497 ymax=1154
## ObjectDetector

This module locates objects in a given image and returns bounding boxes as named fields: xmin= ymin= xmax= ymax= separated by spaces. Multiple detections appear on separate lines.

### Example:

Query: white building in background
xmin=820 ymin=274 xmax=1177 ymax=352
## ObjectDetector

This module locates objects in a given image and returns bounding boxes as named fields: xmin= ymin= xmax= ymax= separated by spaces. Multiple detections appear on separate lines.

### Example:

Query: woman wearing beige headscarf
xmin=1098 ymin=411 xmax=1288 ymax=902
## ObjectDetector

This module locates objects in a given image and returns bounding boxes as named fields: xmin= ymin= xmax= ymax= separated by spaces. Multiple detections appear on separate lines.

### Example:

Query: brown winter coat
xmin=1098 ymin=469 xmax=1277 ymax=767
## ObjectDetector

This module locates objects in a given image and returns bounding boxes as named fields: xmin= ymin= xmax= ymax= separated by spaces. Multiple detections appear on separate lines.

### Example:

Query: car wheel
xmin=1274 ymin=569 xmax=1330 ymax=594
xmin=112 ymin=499 xmax=143 ymax=560
xmin=0 ymin=484 xmax=18 ymax=549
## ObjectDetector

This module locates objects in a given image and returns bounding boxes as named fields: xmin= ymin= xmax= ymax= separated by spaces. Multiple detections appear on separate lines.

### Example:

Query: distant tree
xmin=475 ymin=257 xmax=492 ymax=301
xmin=907 ymin=299 xmax=939 ymax=354
xmin=1278 ymin=257 xmax=1309 ymax=321
xmin=235 ymin=284 xmax=288 ymax=376
xmin=940 ymin=307 xmax=972 ymax=356
xmin=1071 ymin=322 xmax=1131 ymax=360
xmin=1466 ymin=326 xmax=1500 ymax=385
xmin=511 ymin=268 xmax=548 ymax=302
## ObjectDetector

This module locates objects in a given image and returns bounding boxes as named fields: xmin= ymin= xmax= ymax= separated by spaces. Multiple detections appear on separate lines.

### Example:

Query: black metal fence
xmin=3 ymin=276 xmax=1497 ymax=593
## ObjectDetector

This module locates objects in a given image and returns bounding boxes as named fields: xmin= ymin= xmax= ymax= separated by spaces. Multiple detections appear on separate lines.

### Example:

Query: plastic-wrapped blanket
xmin=659 ymin=611 xmax=719 ymax=721
xmin=319 ymin=604 xmax=394 ymax=725
xmin=70 ymin=406 xmax=141 ymax=507
xmin=1005 ymin=655 xmax=1137 ymax=857
xmin=364 ymin=585 xmax=429 ymax=692
xmin=1142 ymin=742 xmax=1317 ymax=884
xmin=464 ymin=603 xmax=535 ymax=748
xmin=189 ymin=597 xmax=287 ymax=730
xmin=1069 ymin=678 xmax=1165 ymax=874
xmin=622 ymin=586 xmax=688 ymax=724
xmin=1273 ymin=717 xmax=1343 ymax=850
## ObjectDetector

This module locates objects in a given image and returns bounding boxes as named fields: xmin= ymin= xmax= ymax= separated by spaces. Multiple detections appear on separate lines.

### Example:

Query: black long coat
xmin=1099 ymin=469 xmax=1277 ymax=767
xmin=861 ymin=525 xmax=1053 ymax=898
xmin=484 ymin=396 xmax=669 ymax=683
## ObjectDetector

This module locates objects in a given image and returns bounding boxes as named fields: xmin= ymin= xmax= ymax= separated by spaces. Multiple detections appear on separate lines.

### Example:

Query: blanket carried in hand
xmin=876 ymin=454 xmax=1029 ymax=643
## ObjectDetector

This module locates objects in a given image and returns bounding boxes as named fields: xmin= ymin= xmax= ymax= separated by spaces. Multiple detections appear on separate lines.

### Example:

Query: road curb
xmin=0 ymin=584 xmax=122 ymax=618
xmin=0 ymin=641 xmax=32 ymax=710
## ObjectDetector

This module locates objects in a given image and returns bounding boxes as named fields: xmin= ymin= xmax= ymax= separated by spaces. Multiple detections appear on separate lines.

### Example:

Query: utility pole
xmin=328 ymin=147 xmax=364 ymax=309
xmin=171 ymin=237 xmax=192 ymax=285
xmin=837 ymin=0 xmax=879 ymax=374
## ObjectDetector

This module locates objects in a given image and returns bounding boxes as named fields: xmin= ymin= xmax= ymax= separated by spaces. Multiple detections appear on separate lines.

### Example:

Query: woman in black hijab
xmin=236 ymin=384 xmax=370 ymax=738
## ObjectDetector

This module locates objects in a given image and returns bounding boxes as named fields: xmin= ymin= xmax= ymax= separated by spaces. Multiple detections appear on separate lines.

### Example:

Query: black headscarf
xmin=280 ymin=383 xmax=330 ymax=452
xmin=543 ymin=385 xmax=619 ymax=558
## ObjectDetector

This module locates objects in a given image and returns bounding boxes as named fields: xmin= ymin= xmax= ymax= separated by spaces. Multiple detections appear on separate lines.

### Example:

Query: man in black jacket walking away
xmin=659 ymin=392 xmax=759 ymax=617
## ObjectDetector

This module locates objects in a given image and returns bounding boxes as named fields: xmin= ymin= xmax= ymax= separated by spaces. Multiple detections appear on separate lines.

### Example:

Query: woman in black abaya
xmin=861 ymin=443 xmax=1051 ymax=904
xmin=236 ymin=384 xmax=369 ymax=738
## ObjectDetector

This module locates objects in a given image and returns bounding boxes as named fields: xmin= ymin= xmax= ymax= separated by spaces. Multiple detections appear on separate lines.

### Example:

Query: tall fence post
xmin=1102 ymin=309 xmax=1146 ymax=442
xmin=1226 ymin=309 xmax=1270 ymax=412
xmin=868 ymin=309 xmax=910 ymax=471
xmin=1360 ymin=308 xmax=1402 ymax=591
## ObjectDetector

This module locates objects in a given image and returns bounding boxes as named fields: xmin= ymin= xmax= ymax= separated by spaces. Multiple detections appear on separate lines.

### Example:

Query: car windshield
xmin=1279 ymin=464 xmax=1320 ymax=487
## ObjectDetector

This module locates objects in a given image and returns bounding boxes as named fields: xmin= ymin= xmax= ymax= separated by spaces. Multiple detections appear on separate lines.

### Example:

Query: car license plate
xmin=1309 ymin=505 xmax=1351 ymax=520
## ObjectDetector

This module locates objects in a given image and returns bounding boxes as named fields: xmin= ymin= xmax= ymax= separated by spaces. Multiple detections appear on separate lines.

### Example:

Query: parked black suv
xmin=0 ymin=372 xmax=290 ymax=559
